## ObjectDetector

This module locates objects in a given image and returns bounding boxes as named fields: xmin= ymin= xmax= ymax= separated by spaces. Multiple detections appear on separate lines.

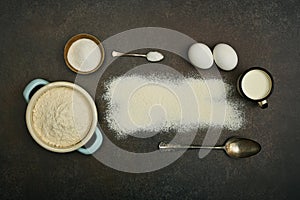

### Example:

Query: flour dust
xmin=103 ymin=75 xmax=244 ymax=139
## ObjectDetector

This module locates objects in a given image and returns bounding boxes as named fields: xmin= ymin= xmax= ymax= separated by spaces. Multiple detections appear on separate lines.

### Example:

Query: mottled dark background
xmin=0 ymin=0 xmax=299 ymax=199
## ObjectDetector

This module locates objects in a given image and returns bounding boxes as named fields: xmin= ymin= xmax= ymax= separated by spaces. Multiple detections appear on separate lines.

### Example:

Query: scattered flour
xmin=103 ymin=75 xmax=244 ymax=138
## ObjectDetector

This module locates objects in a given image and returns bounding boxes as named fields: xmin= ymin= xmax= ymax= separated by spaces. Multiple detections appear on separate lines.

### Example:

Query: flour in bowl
xmin=67 ymin=38 xmax=102 ymax=72
xmin=32 ymin=87 xmax=92 ymax=147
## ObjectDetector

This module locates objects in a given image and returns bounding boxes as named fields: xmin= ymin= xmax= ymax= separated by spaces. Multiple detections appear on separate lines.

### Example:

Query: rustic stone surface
xmin=0 ymin=0 xmax=299 ymax=199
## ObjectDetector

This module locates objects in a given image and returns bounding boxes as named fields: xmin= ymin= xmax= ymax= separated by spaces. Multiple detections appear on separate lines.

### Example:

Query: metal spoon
xmin=112 ymin=50 xmax=164 ymax=62
xmin=159 ymin=137 xmax=261 ymax=158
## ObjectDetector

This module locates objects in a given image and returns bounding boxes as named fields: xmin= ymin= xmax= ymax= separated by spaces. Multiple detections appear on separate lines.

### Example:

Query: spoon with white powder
xmin=112 ymin=50 xmax=164 ymax=62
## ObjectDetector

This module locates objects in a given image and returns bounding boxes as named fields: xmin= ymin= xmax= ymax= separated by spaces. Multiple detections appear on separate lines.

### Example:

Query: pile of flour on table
xmin=103 ymin=75 xmax=244 ymax=139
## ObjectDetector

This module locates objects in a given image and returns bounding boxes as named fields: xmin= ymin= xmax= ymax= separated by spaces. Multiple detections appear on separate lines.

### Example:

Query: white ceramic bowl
xmin=24 ymin=79 xmax=102 ymax=154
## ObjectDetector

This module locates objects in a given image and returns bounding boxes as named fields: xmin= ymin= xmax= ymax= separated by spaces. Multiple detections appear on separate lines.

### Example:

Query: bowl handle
xmin=77 ymin=127 xmax=103 ymax=155
xmin=23 ymin=79 xmax=49 ymax=103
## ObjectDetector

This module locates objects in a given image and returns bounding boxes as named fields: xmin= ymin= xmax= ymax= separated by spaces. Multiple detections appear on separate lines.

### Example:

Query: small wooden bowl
xmin=64 ymin=33 xmax=105 ymax=74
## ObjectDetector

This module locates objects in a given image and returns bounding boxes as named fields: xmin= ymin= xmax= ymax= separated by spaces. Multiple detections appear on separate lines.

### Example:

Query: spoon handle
xmin=112 ymin=50 xmax=146 ymax=58
xmin=159 ymin=142 xmax=224 ymax=150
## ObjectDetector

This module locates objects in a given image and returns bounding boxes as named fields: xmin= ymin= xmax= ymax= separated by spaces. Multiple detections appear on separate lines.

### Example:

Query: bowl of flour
xmin=24 ymin=79 xmax=102 ymax=154
xmin=64 ymin=33 xmax=105 ymax=74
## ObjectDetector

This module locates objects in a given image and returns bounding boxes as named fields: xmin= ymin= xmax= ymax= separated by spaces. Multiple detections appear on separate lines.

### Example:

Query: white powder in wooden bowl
xmin=32 ymin=87 xmax=92 ymax=148
xmin=104 ymin=75 xmax=244 ymax=138
xmin=67 ymin=38 xmax=102 ymax=72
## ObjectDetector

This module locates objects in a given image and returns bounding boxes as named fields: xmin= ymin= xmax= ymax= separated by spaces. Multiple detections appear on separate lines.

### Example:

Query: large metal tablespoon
xmin=159 ymin=137 xmax=261 ymax=158
xmin=112 ymin=50 xmax=164 ymax=62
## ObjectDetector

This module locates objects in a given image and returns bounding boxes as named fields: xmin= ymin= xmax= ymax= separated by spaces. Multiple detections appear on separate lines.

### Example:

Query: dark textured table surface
xmin=1 ymin=0 xmax=299 ymax=199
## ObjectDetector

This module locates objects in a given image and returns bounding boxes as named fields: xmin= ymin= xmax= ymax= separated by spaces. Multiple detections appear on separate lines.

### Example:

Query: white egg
xmin=213 ymin=43 xmax=238 ymax=71
xmin=188 ymin=43 xmax=214 ymax=69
